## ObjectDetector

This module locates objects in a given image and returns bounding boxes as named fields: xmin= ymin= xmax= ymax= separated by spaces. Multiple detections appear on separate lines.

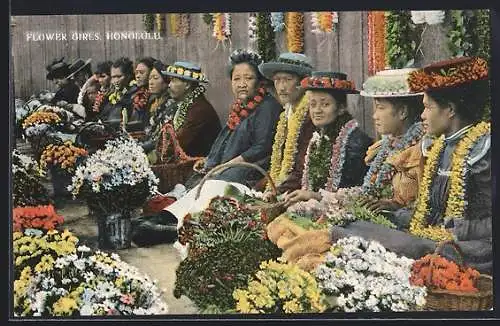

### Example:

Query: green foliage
xmin=307 ymin=136 xmax=333 ymax=192
xmin=448 ymin=10 xmax=474 ymax=57
xmin=385 ymin=11 xmax=417 ymax=69
xmin=203 ymin=13 xmax=214 ymax=26
xmin=347 ymin=200 xmax=397 ymax=229
xmin=256 ymin=12 xmax=277 ymax=63
xmin=143 ymin=14 xmax=155 ymax=32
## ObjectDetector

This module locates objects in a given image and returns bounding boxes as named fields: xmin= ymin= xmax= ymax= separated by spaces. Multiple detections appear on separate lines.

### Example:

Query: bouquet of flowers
xmin=12 ymin=150 xmax=51 ymax=207
xmin=315 ymin=236 xmax=427 ymax=312
xmin=40 ymin=141 xmax=88 ymax=174
xmin=68 ymin=137 xmax=158 ymax=215
xmin=13 ymin=230 xmax=168 ymax=316
xmin=13 ymin=204 xmax=64 ymax=233
xmin=174 ymin=196 xmax=281 ymax=312
xmin=409 ymin=254 xmax=481 ymax=292
xmin=22 ymin=111 xmax=63 ymax=138
xmin=233 ymin=259 xmax=327 ymax=313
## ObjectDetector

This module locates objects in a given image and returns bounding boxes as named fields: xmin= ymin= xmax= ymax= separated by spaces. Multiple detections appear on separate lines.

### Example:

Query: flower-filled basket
xmin=151 ymin=123 xmax=202 ymax=193
xmin=68 ymin=137 xmax=159 ymax=250
xmin=195 ymin=162 xmax=286 ymax=222
xmin=410 ymin=240 xmax=493 ymax=311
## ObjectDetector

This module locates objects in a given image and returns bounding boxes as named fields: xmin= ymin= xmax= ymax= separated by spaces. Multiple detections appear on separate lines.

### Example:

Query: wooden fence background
xmin=10 ymin=12 xmax=454 ymax=138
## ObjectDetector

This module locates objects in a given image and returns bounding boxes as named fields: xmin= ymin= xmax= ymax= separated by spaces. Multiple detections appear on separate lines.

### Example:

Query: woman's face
xmin=85 ymin=85 xmax=99 ymax=103
xmin=231 ymin=63 xmax=259 ymax=101
xmin=308 ymin=90 xmax=344 ymax=128
xmin=110 ymin=67 xmax=127 ymax=90
xmin=168 ymin=77 xmax=190 ymax=100
xmin=421 ymin=93 xmax=452 ymax=136
xmin=96 ymin=73 xmax=111 ymax=89
xmin=372 ymin=98 xmax=405 ymax=136
xmin=148 ymin=68 xmax=168 ymax=95
xmin=135 ymin=63 xmax=151 ymax=87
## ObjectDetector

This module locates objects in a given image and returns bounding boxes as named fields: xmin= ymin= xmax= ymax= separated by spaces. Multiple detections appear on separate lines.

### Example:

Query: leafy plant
xmin=385 ymin=11 xmax=417 ymax=69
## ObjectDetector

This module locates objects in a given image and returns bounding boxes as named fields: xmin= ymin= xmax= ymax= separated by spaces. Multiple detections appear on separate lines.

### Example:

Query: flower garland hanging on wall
xmin=385 ymin=11 xmax=417 ymax=69
xmin=155 ymin=14 xmax=165 ymax=34
xmin=248 ymin=13 xmax=258 ymax=44
xmin=212 ymin=13 xmax=231 ymax=42
xmin=170 ymin=13 xmax=190 ymax=37
xmin=368 ymin=11 xmax=387 ymax=75
xmin=202 ymin=13 xmax=213 ymax=26
xmin=448 ymin=10 xmax=475 ymax=57
xmin=270 ymin=12 xmax=285 ymax=32
xmin=256 ymin=12 xmax=276 ymax=62
xmin=286 ymin=12 xmax=305 ymax=53
xmin=311 ymin=12 xmax=338 ymax=34
xmin=143 ymin=14 xmax=155 ymax=32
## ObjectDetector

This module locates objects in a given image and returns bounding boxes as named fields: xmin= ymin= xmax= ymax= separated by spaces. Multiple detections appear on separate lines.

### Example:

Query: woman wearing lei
xmin=127 ymin=57 xmax=156 ymax=127
xmin=140 ymin=60 xmax=220 ymax=163
xmin=293 ymin=57 xmax=491 ymax=274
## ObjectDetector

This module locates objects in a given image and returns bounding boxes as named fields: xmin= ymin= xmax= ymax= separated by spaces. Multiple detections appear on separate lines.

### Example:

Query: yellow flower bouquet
xmin=233 ymin=259 xmax=327 ymax=313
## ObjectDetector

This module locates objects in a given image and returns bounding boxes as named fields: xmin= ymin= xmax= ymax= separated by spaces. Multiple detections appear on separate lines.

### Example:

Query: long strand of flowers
xmin=267 ymin=96 xmax=309 ymax=190
xmin=169 ymin=14 xmax=178 ymax=36
xmin=312 ymin=12 xmax=338 ymax=34
xmin=286 ymin=12 xmax=305 ymax=53
xmin=270 ymin=12 xmax=285 ymax=32
xmin=213 ymin=13 xmax=230 ymax=42
xmin=143 ymin=14 xmax=155 ymax=32
xmin=256 ymin=12 xmax=276 ymax=62
xmin=385 ymin=11 xmax=416 ymax=69
xmin=362 ymin=122 xmax=424 ymax=197
xmin=172 ymin=84 xmax=206 ymax=131
xmin=223 ymin=13 xmax=231 ymax=39
xmin=368 ymin=11 xmax=387 ymax=75
xmin=175 ymin=14 xmax=190 ymax=37
xmin=155 ymin=13 xmax=165 ymax=34
xmin=302 ymin=119 xmax=358 ymax=192
xmin=248 ymin=13 xmax=258 ymax=44
xmin=445 ymin=121 xmax=490 ymax=219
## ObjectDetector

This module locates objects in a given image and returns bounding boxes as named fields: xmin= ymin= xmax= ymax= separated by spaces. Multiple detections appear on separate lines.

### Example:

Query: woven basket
xmin=195 ymin=162 xmax=286 ymax=222
xmin=424 ymin=241 xmax=493 ymax=311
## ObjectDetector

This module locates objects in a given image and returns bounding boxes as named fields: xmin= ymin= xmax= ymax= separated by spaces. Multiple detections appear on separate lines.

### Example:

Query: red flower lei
xmin=132 ymin=86 xmax=150 ymax=111
xmin=226 ymin=87 xmax=266 ymax=131
xmin=92 ymin=90 xmax=107 ymax=112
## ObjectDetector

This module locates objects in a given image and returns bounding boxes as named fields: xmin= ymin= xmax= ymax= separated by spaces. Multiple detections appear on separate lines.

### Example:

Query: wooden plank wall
xmin=10 ymin=12 xmax=454 ymax=139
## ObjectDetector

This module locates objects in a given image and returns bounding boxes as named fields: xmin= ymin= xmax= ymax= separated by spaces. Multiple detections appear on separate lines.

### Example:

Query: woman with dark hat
xmin=68 ymin=57 xmax=93 ymax=90
xmin=280 ymin=71 xmax=373 ymax=207
xmin=46 ymin=57 xmax=80 ymax=105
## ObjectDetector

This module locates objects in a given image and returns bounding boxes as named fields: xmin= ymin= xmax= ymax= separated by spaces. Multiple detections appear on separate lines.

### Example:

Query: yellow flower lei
xmin=409 ymin=121 xmax=490 ymax=241
xmin=267 ymin=96 xmax=309 ymax=190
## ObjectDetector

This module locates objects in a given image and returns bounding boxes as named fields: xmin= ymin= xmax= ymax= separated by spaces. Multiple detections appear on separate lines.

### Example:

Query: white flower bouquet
xmin=13 ymin=229 xmax=168 ymax=317
xmin=315 ymin=236 xmax=427 ymax=312
xmin=68 ymin=137 xmax=159 ymax=214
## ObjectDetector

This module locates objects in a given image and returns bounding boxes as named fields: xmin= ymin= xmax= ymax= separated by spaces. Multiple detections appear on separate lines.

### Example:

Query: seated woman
xmin=128 ymin=57 xmax=156 ymax=126
xmin=279 ymin=71 xmax=373 ymax=208
xmin=273 ymin=57 xmax=492 ymax=275
xmin=135 ymin=49 xmax=282 ymax=245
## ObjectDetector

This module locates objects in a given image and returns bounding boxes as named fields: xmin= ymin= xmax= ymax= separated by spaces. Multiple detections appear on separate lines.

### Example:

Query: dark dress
xmin=98 ymin=87 xmax=133 ymax=122
xmin=191 ymin=94 xmax=282 ymax=187
xmin=330 ymin=125 xmax=493 ymax=274
xmin=51 ymin=82 xmax=80 ymax=104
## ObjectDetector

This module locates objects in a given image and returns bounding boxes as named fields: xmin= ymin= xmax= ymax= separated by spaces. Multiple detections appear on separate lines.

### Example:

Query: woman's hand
xmin=193 ymin=158 xmax=206 ymax=173
xmin=361 ymin=197 xmax=402 ymax=214
xmin=283 ymin=190 xmax=321 ymax=207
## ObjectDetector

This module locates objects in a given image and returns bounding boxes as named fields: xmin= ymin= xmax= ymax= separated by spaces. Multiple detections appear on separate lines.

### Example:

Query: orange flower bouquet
xmin=409 ymin=241 xmax=492 ymax=310
xmin=40 ymin=141 xmax=88 ymax=174
xmin=13 ymin=204 xmax=64 ymax=232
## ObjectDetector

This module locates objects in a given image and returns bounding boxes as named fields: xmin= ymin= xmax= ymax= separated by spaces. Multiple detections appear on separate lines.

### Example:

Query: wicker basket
xmin=195 ymin=162 xmax=286 ymax=222
xmin=424 ymin=241 xmax=493 ymax=311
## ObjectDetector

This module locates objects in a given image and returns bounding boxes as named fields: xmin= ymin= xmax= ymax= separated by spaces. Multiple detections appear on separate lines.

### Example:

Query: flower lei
xmin=270 ymin=12 xmax=285 ymax=32
xmin=256 ymin=12 xmax=276 ymax=63
xmin=302 ymin=119 xmax=358 ymax=192
xmin=362 ymin=121 xmax=424 ymax=197
xmin=92 ymin=90 xmax=107 ymax=112
xmin=385 ymin=11 xmax=416 ymax=69
xmin=132 ymin=86 xmax=150 ymax=112
xmin=170 ymin=13 xmax=190 ymax=37
xmin=108 ymin=87 xmax=128 ymax=106
xmin=213 ymin=13 xmax=231 ymax=41
xmin=172 ymin=84 xmax=206 ymax=131
xmin=409 ymin=121 xmax=490 ymax=241
xmin=248 ymin=13 xmax=258 ymax=44
xmin=267 ymin=96 xmax=309 ymax=190
xmin=226 ymin=87 xmax=266 ymax=131
xmin=368 ymin=11 xmax=387 ymax=75
xmin=311 ymin=12 xmax=338 ymax=34
xmin=286 ymin=12 xmax=304 ymax=53
xmin=156 ymin=13 xmax=165 ymax=33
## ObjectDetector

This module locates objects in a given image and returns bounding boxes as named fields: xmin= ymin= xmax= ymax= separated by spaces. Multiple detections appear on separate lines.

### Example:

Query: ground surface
xmin=57 ymin=200 xmax=198 ymax=315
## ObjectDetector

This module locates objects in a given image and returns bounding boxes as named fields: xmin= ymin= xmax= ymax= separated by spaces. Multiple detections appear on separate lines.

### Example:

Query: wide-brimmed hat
xmin=46 ymin=57 xmax=72 ymax=80
xmin=67 ymin=58 xmax=92 ymax=79
xmin=258 ymin=52 xmax=313 ymax=80
xmin=300 ymin=71 xmax=359 ymax=94
xmin=162 ymin=61 xmax=208 ymax=84
xmin=408 ymin=56 xmax=488 ymax=93
xmin=361 ymin=68 xmax=424 ymax=97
